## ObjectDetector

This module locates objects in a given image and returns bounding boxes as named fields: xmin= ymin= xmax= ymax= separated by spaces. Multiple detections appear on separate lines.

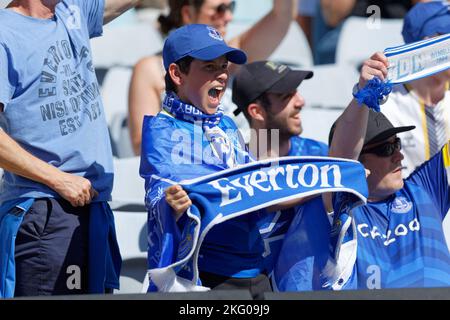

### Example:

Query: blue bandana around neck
xmin=162 ymin=92 xmax=224 ymax=128
xmin=162 ymin=92 xmax=238 ymax=168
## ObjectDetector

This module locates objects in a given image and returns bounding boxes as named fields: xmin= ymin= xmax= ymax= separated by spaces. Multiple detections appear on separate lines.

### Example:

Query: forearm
xmin=231 ymin=0 xmax=296 ymax=62
xmin=103 ymin=0 xmax=140 ymax=25
xmin=328 ymin=99 xmax=368 ymax=160
xmin=0 ymin=129 xmax=63 ymax=190
xmin=320 ymin=0 xmax=355 ymax=27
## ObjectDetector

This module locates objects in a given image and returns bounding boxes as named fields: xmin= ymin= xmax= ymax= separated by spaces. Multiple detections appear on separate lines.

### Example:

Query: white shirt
xmin=381 ymin=84 xmax=450 ymax=177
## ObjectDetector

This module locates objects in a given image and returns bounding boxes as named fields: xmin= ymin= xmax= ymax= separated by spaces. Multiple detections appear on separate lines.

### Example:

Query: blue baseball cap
xmin=162 ymin=24 xmax=247 ymax=70
xmin=402 ymin=1 xmax=450 ymax=43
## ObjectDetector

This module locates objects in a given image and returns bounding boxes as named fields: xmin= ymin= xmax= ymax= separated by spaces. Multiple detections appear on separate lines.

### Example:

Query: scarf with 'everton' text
xmin=146 ymin=156 xmax=368 ymax=292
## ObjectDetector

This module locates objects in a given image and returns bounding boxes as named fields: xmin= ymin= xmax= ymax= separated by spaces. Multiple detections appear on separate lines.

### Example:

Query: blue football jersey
xmin=258 ymin=136 xmax=328 ymax=275
xmin=348 ymin=143 xmax=450 ymax=288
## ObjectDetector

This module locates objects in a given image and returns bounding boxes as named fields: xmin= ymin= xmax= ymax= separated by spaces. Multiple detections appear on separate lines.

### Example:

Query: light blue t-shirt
xmin=0 ymin=0 xmax=113 ymax=203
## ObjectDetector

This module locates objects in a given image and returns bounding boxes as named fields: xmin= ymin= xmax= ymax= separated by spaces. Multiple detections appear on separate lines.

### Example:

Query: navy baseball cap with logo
xmin=232 ymin=61 xmax=313 ymax=115
xmin=402 ymin=1 xmax=450 ymax=43
xmin=162 ymin=24 xmax=247 ymax=70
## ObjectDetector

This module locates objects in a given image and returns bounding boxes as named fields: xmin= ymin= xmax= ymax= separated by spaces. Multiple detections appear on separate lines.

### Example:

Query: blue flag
xmin=146 ymin=156 xmax=368 ymax=292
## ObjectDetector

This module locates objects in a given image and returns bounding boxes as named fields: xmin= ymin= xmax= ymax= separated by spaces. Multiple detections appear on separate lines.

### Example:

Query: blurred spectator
xmin=314 ymin=0 xmax=429 ymax=64
xmin=381 ymin=1 xmax=450 ymax=177
xmin=296 ymin=0 xmax=319 ymax=48
xmin=128 ymin=0 xmax=297 ymax=155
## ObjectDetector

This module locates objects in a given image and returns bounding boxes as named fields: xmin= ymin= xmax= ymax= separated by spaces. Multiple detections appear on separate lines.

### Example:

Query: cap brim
xmin=366 ymin=125 xmax=416 ymax=145
xmin=190 ymin=44 xmax=247 ymax=65
xmin=267 ymin=70 xmax=313 ymax=94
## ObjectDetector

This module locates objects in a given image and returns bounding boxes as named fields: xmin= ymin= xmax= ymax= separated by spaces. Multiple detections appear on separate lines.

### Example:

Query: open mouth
xmin=208 ymin=87 xmax=223 ymax=103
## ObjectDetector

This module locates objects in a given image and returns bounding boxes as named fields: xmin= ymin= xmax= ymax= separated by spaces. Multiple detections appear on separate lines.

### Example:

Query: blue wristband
xmin=352 ymin=78 xmax=392 ymax=112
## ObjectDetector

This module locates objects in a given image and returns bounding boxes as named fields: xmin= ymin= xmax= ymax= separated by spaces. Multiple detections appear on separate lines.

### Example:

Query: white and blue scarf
xmin=162 ymin=92 xmax=237 ymax=168
xmin=146 ymin=156 xmax=368 ymax=292
xmin=355 ymin=33 xmax=450 ymax=111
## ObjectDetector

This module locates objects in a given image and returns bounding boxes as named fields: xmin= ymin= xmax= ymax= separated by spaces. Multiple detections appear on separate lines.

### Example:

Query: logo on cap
xmin=207 ymin=26 xmax=223 ymax=41
xmin=265 ymin=61 xmax=287 ymax=74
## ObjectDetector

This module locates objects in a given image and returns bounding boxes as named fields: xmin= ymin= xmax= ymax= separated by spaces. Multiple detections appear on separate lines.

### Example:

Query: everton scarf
xmin=146 ymin=156 xmax=368 ymax=292
xmin=385 ymin=33 xmax=450 ymax=84
xmin=162 ymin=92 xmax=237 ymax=168
xmin=355 ymin=34 xmax=450 ymax=112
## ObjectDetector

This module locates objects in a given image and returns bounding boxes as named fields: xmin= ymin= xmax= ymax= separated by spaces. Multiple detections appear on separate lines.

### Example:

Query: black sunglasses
xmin=361 ymin=137 xmax=402 ymax=157
xmin=215 ymin=1 xmax=236 ymax=15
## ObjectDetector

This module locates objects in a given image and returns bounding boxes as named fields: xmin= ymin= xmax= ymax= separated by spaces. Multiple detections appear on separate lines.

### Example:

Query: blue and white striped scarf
xmin=162 ymin=92 xmax=237 ymax=168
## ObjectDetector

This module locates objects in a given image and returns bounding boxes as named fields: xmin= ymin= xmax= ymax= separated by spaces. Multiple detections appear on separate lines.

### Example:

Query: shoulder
xmin=132 ymin=55 xmax=164 ymax=85
xmin=134 ymin=55 xmax=164 ymax=74
xmin=291 ymin=136 xmax=328 ymax=156
xmin=0 ymin=11 xmax=18 ymax=41
xmin=220 ymin=115 xmax=239 ymax=130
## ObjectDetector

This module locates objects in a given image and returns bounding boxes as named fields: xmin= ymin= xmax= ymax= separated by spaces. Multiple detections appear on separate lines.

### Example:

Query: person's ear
xmin=247 ymin=102 xmax=266 ymax=122
xmin=168 ymin=63 xmax=184 ymax=86
xmin=181 ymin=4 xmax=196 ymax=24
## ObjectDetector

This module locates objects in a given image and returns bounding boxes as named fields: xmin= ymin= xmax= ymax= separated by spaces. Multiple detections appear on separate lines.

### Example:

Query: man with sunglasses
xmin=329 ymin=52 xmax=450 ymax=289
xmin=275 ymin=52 xmax=450 ymax=290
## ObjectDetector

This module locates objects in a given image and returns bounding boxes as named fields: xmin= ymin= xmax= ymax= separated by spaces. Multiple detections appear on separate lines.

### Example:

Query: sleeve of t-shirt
xmin=407 ymin=141 xmax=450 ymax=220
xmin=79 ymin=0 xmax=105 ymax=38
xmin=0 ymin=44 xmax=15 ymax=106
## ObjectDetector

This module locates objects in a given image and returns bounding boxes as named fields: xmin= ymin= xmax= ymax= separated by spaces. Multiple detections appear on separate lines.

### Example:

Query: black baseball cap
xmin=232 ymin=61 xmax=313 ymax=115
xmin=329 ymin=109 xmax=415 ymax=147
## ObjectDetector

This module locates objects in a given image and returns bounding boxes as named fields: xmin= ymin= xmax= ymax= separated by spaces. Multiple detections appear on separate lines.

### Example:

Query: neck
xmin=409 ymin=76 xmax=448 ymax=106
xmin=8 ymin=0 xmax=58 ymax=19
xmin=250 ymin=125 xmax=291 ymax=159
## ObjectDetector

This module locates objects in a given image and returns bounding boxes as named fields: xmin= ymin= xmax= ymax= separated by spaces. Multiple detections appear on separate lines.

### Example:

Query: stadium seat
xmin=111 ymin=156 xmax=145 ymax=205
xmin=226 ymin=21 xmax=313 ymax=68
xmin=299 ymin=64 xmax=357 ymax=143
xmin=110 ymin=156 xmax=147 ymax=293
xmin=109 ymin=112 xmax=135 ymax=158
xmin=112 ymin=208 xmax=148 ymax=294
xmin=90 ymin=22 xmax=163 ymax=68
xmin=336 ymin=17 xmax=404 ymax=70
xmin=100 ymin=66 xmax=133 ymax=125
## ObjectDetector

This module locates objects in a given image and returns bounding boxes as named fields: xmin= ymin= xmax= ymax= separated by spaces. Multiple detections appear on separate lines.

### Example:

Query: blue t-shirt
xmin=258 ymin=135 xmax=328 ymax=275
xmin=275 ymin=142 xmax=450 ymax=290
xmin=141 ymin=112 xmax=266 ymax=278
xmin=0 ymin=0 xmax=113 ymax=203
xmin=349 ymin=144 xmax=450 ymax=288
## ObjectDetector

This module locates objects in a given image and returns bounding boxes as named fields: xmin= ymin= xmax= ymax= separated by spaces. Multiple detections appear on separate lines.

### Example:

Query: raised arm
xmin=320 ymin=0 xmax=355 ymax=27
xmin=0 ymin=119 xmax=97 ymax=207
xmin=328 ymin=52 xmax=389 ymax=160
xmin=103 ymin=0 xmax=140 ymax=25
xmin=228 ymin=0 xmax=297 ymax=63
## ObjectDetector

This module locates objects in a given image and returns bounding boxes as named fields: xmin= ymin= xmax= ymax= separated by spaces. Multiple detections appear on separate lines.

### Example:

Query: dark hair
xmin=242 ymin=92 xmax=272 ymax=123
xmin=165 ymin=56 xmax=194 ymax=93
xmin=158 ymin=0 xmax=205 ymax=36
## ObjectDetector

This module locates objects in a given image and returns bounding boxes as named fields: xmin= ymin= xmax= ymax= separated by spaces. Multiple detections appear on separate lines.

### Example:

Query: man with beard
xmin=231 ymin=60 xmax=328 ymax=278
